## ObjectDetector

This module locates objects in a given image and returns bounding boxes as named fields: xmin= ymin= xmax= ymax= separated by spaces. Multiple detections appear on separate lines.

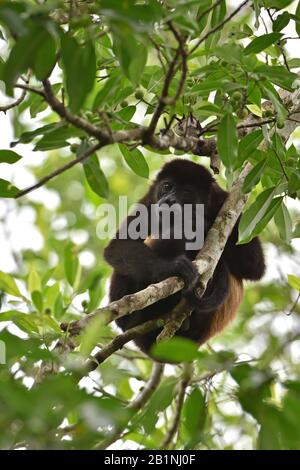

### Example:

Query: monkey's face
xmin=151 ymin=178 xmax=208 ymax=246
xmin=155 ymin=179 xmax=203 ymax=207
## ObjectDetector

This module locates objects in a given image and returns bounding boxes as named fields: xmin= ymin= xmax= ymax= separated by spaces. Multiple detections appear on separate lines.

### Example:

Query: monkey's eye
xmin=161 ymin=182 xmax=173 ymax=194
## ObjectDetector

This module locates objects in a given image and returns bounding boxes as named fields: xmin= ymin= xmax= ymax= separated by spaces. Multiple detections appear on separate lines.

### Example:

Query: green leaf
xmin=260 ymin=82 xmax=288 ymax=126
xmin=31 ymin=291 xmax=43 ymax=313
xmin=296 ymin=1 xmax=300 ymax=37
xmin=217 ymin=113 xmax=238 ymax=169
xmin=61 ymin=34 xmax=96 ymax=112
xmin=274 ymin=201 xmax=292 ymax=242
xmin=0 ymin=149 xmax=22 ymax=164
xmin=244 ymin=33 xmax=282 ymax=56
xmin=83 ymin=154 xmax=109 ymax=198
xmin=287 ymin=274 xmax=300 ymax=291
xmin=93 ymin=72 xmax=122 ymax=109
xmin=0 ymin=178 xmax=19 ymax=198
xmin=239 ymin=187 xmax=283 ymax=244
xmin=27 ymin=266 xmax=41 ymax=295
xmin=139 ymin=378 xmax=176 ymax=433
xmin=255 ymin=65 xmax=297 ymax=92
xmin=119 ymin=144 xmax=149 ymax=178
xmin=151 ymin=337 xmax=200 ymax=362
xmin=34 ymin=124 xmax=84 ymax=151
xmin=0 ymin=271 xmax=22 ymax=297
xmin=242 ymin=158 xmax=268 ymax=193
xmin=189 ymin=79 xmax=225 ymax=95
xmin=293 ymin=222 xmax=300 ymax=238
xmin=80 ymin=314 xmax=109 ymax=358
xmin=237 ymin=130 xmax=264 ymax=166
xmin=3 ymin=23 xmax=53 ymax=94
xmin=287 ymin=58 xmax=300 ymax=69
xmin=33 ymin=31 xmax=56 ymax=80
xmin=112 ymin=30 xmax=147 ymax=86
xmin=272 ymin=12 xmax=290 ymax=32
xmin=264 ymin=0 xmax=293 ymax=7
xmin=288 ymin=171 xmax=300 ymax=194
xmin=64 ymin=242 xmax=79 ymax=287
xmin=183 ymin=388 xmax=206 ymax=438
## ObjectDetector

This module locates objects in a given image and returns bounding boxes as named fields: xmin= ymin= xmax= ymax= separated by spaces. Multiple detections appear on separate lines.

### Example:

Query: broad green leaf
xmin=217 ymin=113 xmax=238 ymax=169
xmin=0 ymin=150 xmax=22 ymax=164
xmin=34 ymin=125 xmax=84 ymax=151
xmin=151 ymin=337 xmax=200 ymax=362
xmin=139 ymin=378 xmax=176 ymax=433
xmin=242 ymin=158 xmax=268 ymax=193
xmin=0 ymin=3 xmax=27 ymax=37
xmin=61 ymin=34 xmax=96 ymax=112
xmin=239 ymin=187 xmax=282 ymax=244
xmin=255 ymin=65 xmax=297 ymax=92
xmin=100 ymin=0 xmax=163 ymax=27
xmin=0 ymin=271 xmax=22 ymax=297
xmin=288 ymin=58 xmax=300 ymax=69
xmin=0 ymin=178 xmax=19 ymax=198
xmin=33 ymin=31 xmax=56 ymax=80
xmin=237 ymin=130 xmax=264 ymax=166
xmin=264 ymin=0 xmax=293 ymax=7
xmin=287 ymin=274 xmax=300 ymax=291
xmin=4 ymin=23 xmax=53 ymax=94
xmin=119 ymin=144 xmax=149 ymax=178
xmin=274 ymin=201 xmax=292 ymax=242
xmin=93 ymin=72 xmax=122 ymax=110
xmin=112 ymin=30 xmax=147 ymax=86
xmin=288 ymin=171 xmax=300 ymax=194
xmin=31 ymin=291 xmax=43 ymax=313
xmin=83 ymin=154 xmax=109 ymax=198
xmin=64 ymin=242 xmax=79 ymax=287
xmin=205 ymin=0 xmax=226 ymax=49
xmin=183 ymin=388 xmax=206 ymax=438
xmin=244 ymin=33 xmax=281 ymax=56
xmin=272 ymin=12 xmax=290 ymax=32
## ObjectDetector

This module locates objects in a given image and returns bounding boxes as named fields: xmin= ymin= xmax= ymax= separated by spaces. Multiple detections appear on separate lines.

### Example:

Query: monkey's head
xmin=152 ymin=159 xmax=214 ymax=207
xmin=145 ymin=159 xmax=215 ymax=253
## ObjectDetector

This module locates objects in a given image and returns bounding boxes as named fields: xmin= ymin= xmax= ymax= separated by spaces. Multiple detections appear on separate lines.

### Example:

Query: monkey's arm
xmin=104 ymin=237 xmax=200 ymax=291
xmin=224 ymin=220 xmax=265 ymax=281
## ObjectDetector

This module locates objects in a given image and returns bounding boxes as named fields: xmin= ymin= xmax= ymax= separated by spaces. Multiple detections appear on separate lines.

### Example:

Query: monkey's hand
xmin=153 ymin=255 xmax=200 ymax=296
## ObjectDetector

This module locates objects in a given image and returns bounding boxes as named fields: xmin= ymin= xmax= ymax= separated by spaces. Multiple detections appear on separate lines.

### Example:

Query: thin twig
xmin=160 ymin=363 xmax=193 ymax=449
xmin=87 ymin=317 xmax=168 ymax=371
xmin=130 ymin=363 xmax=164 ymax=410
xmin=189 ymin=0 xmax=251 ymax=56
xmin=15 ymin=142 xmax=103 ymax=198
xmin=0 ymin=88 xmax=27 ymax=112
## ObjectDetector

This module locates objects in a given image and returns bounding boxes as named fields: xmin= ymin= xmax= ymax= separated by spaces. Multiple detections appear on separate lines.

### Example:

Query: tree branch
xmin=189 ymin=0 xmax=251 ymax=56
xmin=15 ymin=142 xmax=103 ymax=198
xmin=160 ymin=363 xmax=193 ymax=449
xmin=129 ymin=362 xmax=164 ymax=410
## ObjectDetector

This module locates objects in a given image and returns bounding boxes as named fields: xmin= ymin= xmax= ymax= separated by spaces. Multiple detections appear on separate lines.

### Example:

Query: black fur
xmin=104 ymin=159 xmax=265 ymax=353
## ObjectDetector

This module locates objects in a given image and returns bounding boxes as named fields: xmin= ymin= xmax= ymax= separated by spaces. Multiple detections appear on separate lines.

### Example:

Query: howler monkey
xmin=104 ymin=159 xmax=265 ymax=355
